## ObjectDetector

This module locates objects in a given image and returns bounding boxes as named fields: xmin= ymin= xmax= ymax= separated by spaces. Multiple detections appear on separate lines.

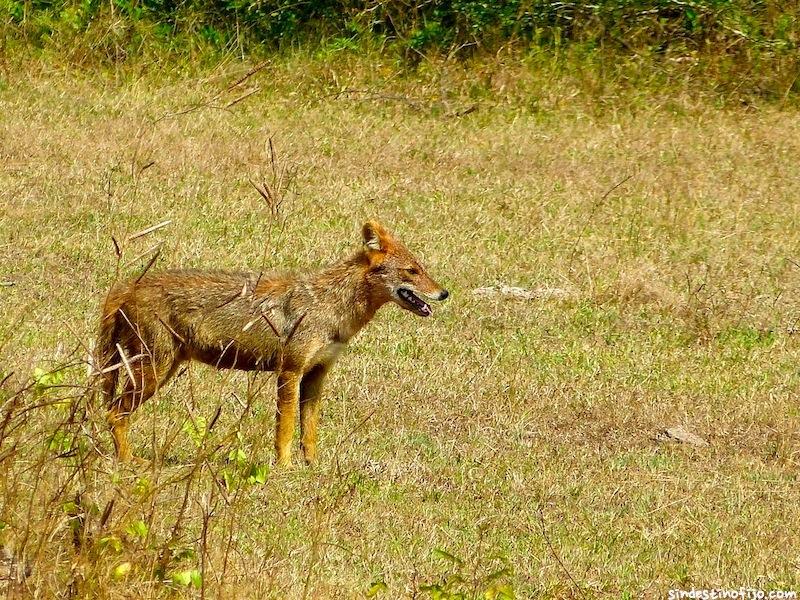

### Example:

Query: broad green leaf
xmin=366 ymin=580 xmax=388 ymax=596
xmin=112 ymin=562 xmax=132 ymax=580
xmin=189 ymin=569 xmax=202 ymax=588
xmin=171 ymin=570 xmax=193 ymax=586
xmin=98 ymin=535 xmax=123 ymax=553
xmin=126 ymin=519 xmax=148 ymax=539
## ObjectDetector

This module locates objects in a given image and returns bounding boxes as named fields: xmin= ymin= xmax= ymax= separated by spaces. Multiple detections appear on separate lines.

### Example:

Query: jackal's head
xmin=362 ymin=220 xmax=449 ymax=317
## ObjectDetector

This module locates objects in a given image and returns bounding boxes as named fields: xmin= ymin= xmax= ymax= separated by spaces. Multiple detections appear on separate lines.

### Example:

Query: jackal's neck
xmin=305 ymin=252 xmax=386 ymax=340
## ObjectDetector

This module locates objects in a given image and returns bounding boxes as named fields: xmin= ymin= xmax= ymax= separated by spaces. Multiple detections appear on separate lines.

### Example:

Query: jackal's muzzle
xmin=396 ymin=287 xmax=449 ymax=317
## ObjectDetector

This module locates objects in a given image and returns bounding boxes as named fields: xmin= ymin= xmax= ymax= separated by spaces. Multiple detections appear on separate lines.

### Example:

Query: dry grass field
xmin=2 ymin=57 xmax=800 ymax=598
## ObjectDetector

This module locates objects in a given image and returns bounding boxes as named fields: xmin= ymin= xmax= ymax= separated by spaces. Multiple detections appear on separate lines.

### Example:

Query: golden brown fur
xmin=96 ymin=221 xmax=448 ymax=465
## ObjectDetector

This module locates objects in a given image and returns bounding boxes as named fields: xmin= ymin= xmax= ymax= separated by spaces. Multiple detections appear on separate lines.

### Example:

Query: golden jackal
xmin=95 ymin=221 xmax=448 ymax=465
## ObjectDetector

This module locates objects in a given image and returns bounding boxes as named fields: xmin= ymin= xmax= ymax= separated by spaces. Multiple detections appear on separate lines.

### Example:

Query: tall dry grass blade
xmin=134 ymin=247 xmax=162 ymax=283
xmin=127 ymin=219 xmax=172 ymax=242
xmin=115 ymin=343 xmax=136 ymax=390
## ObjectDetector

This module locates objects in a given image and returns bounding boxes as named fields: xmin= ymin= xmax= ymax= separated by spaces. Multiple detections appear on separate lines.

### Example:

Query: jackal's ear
xmin=362 ymin=220 xmax=390 ymax=252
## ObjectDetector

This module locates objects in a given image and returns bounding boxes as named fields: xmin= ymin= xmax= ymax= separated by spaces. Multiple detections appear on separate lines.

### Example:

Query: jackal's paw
xmin=275 ymin=456 xmax=293 ymax=469
xmin=301 ymin=446 xmax=317 ymax=467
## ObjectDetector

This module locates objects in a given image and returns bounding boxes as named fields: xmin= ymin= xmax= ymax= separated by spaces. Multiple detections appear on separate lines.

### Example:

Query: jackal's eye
xmin=404 ymin=267 xmax=420 ymax=276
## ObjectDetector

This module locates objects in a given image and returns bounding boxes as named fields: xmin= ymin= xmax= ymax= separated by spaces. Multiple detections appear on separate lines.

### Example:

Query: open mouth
xmin=397 ymin=288 xmax=432 ymax=317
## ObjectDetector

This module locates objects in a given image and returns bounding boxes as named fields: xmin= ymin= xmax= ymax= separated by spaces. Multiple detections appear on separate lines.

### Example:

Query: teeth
xmin=399 ymin=288 xmax=431 ymax=313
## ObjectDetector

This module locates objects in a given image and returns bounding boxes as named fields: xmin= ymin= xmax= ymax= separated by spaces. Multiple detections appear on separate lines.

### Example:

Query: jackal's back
xmin=110 ymin=269 xmax=294 ymax=371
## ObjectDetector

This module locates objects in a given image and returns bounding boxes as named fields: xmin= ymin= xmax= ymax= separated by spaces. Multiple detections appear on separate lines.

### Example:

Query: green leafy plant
xmin=220 ymin=432 xmax=269 ymax=489
xmin=97 ymin=535 xmax=123 ymax=554
xmin=170 ymin=568 xmax=202 ymax=588
xmin=47 ymin=430 xmax=73 ymax=453
xmin=125 ymin=519 xmax=149 ymax=541
xmin=33 ymin=366 xmax=66 ymax=396
xmin=132 ymin=477 xmax=152 ymax=498
xmin=111 ymin=561 xmax=132 ymax=580
xmin=420 ymin=548 xmax=515 ymax=599
xmin=182 ymin=415 xmax=208 ymax=447
xmin=366 ymin=579 xmax=388 ymax=597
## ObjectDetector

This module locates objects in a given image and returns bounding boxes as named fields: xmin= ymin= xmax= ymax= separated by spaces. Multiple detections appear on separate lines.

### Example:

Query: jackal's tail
xmin=93 ymin=286 xmax=127 ymax=407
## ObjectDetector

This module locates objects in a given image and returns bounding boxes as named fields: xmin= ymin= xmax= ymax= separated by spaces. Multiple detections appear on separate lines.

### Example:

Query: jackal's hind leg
xmin=275 ymin=371 xmax=301 ymax=467
xmin=299 ymin=365 xmax=327 ymax=465
xmin=107 ymin=358 xmax=178 ymax=462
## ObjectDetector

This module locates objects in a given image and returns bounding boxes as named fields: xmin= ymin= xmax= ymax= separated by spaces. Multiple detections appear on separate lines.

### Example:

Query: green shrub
xmin=5 ymin=0 xmax=799 ymax=56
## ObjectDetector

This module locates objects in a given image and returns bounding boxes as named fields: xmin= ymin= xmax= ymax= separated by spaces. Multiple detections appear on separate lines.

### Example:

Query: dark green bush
xmin=3 ymin=0 xmax=798 ymax=51
xmin=1 ymin=0 xmax=799 ymax=95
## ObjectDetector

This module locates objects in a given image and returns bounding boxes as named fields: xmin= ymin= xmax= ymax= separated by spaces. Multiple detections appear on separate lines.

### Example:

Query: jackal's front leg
xmin=275 ymin=371 xmax=301 ymax=467
xmin=300 ymin=365 xmax=327 ymax=465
